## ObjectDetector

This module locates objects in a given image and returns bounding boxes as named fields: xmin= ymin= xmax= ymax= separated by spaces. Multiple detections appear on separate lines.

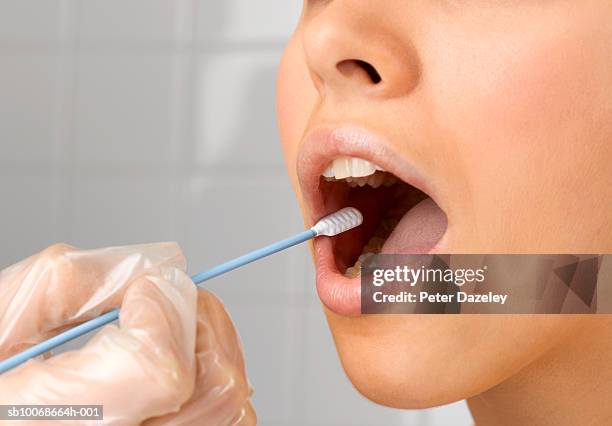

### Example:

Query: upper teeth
xmin=322 ymin=157 xmax=385 ymax=179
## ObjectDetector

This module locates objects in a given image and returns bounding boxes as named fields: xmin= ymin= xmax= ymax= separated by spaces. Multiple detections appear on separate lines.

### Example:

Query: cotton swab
xmin=0 ymin=207 xmax=362 ymax=374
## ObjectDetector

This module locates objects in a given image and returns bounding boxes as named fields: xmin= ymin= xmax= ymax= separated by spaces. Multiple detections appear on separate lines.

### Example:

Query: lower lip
xmin=313 ymin=236 xmax=445 ymax=317
xmin=313 ymin=236 xmax=362 ymax=316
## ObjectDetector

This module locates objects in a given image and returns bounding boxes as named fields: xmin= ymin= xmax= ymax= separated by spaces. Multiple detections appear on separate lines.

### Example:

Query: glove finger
xmin=144 ymin=290 xmax=256 ymax=426
xmin=0 ymin=242 xmax=185 ymax=359
xmin=0 ymin=266 xmax=197 ymax=426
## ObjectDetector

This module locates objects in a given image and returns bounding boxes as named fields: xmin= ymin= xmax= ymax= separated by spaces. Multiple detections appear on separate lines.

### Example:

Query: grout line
xmin=0 ymin=39 xmax=287 ymax=55
xmin=0 ymin=163 xmax=288 ymax=177
xmin=176 ymin=0 xmax=199 ymax=246
xmin=166 ymin=0 xmax=195 ymax=243
xmin=283 ymin=232 xmax=306 ymax=420
xmin=56 ymin=0 xmax=78 ymax=242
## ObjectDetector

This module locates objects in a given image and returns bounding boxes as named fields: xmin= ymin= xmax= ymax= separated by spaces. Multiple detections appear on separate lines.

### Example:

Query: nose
xmin=301 ymin=2 xmax=420 ymax=99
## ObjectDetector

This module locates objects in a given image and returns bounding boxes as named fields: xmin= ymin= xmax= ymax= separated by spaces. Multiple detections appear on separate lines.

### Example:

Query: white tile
xmin=221 ymin=296 xmax=295 ymax=425
xmin=0 ymin=175 xmax=63 ymax=266
xmin=192 ymin=51 xmax=284 ymax=169
xmin=179 ymin=176 xmax=304 ymax=296
xmin=425 ymin=401 xmax=473 ymax=426
xmin=0 ymin=55 xmax=63 ymax=165
xmin=73 ymin=53 xmax=181 ymax=166
xmin=69 ymin=175 xmax=175 ymax=247
xmin=77 ymin=0 xmax=185 ymax=43
xmin=0 ymin=0 xmax=63 ymax=43
xmin=196 ymin=1 xmax=301 ymax=43
xmin=283 ymin=242 xmax=318 ymax=300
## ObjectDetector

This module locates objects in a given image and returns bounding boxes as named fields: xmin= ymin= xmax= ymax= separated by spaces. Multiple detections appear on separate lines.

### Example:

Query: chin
xmin=323 ymin=310 xmax=587 ymax=409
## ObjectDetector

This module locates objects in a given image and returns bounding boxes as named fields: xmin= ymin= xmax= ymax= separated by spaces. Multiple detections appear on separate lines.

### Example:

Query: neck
xmin=468 ymin=316 xmax=612 ymax=425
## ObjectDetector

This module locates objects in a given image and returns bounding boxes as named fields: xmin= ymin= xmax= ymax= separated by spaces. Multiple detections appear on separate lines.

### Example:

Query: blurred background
xmin=0 ymin=1 xmax=471 ymax=424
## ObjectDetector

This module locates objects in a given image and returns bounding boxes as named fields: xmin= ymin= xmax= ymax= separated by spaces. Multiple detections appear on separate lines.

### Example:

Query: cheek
xmin=326 ymin=314 xmax=584 ymax=408
xmin=431 ymin=10 xmax=612 ymax=249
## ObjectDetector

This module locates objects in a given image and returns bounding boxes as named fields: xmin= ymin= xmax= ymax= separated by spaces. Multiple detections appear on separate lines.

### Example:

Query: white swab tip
xmin=311 ymin=207 xmax=363 ymax=237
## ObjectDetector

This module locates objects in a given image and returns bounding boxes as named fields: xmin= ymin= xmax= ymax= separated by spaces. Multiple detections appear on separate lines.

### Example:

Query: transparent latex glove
xmin=0 ymin=243 xmax=256 ymax=425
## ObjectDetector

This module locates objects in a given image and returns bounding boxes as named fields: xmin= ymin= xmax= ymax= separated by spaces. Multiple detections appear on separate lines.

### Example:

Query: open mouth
xmin=298 ymin=127 xmax=449 ymax=316
xmin=320 ymin=159 xmax=441 ymax=277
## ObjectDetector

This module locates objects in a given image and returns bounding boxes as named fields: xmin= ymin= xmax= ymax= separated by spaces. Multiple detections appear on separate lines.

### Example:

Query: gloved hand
xmin=0 ymin=243 xmax=256 ymax=425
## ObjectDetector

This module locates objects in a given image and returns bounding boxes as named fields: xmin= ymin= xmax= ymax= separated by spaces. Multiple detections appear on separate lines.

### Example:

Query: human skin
xmin=276 ymin=1 xmax=612 ymax=424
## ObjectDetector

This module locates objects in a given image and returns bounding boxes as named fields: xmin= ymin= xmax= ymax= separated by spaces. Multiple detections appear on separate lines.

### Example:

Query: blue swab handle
xmin=190 ymin=229 xmax=315 ymax=284
xmin=0 ymin=207 xmax=363 ymax=374
xmin=0 ymin=229 xmax=316 ymax=374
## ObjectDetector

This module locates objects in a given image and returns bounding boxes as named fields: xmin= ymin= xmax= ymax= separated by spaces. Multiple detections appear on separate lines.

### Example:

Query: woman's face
xmin=277 ymin=0 xmax=612 ymax=408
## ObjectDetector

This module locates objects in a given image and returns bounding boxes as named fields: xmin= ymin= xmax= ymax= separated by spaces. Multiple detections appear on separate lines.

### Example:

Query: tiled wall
xmin=0 ymin=1 xmax=471 ymax=424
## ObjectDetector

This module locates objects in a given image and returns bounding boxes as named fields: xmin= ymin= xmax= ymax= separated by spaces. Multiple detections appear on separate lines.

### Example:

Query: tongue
xmin=381 ymin=198 xmax=447 ymax=254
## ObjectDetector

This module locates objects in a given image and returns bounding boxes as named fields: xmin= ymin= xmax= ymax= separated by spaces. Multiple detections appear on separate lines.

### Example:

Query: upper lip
xmin=297 ymin=125 xmax=437 ymax=224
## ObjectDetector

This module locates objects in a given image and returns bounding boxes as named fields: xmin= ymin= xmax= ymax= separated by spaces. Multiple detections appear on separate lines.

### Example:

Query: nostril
xmin=355 ymin=60 xmax=382 ymax=84
xmin=336 ymin=59 xmax=382 ymax=84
